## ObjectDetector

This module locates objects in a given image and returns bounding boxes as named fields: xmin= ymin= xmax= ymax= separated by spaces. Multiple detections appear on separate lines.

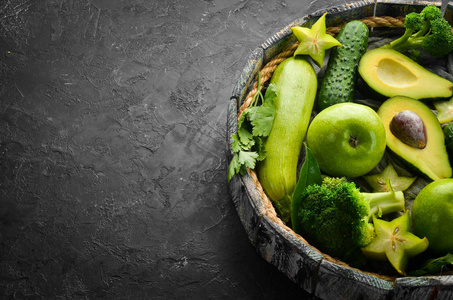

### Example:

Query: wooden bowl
xmin=227 ymin=0 xmax=453 ymax=298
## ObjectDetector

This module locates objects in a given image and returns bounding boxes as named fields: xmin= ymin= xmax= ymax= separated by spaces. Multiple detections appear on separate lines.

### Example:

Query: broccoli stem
xmin=383 ymin=28 xmax=415 ymax=50
xmin=363 ymin=190 xmax=405 ymax=221
xmin=413 ymin=21 xmax=430 ymax=38
xmin=392 ymin=36 xmax=424 ymax=53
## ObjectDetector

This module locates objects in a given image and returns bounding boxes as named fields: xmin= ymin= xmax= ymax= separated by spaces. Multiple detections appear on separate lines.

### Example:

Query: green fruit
xmin=361 ymin=212 xmax=429 ymax=276
xmin=291 ymin=13 xmax=342 ymax=68
xmin=257 ymin=56 xmax=317 ymax=223
xmin=444 ymin=123 xmax=453 ymax=165
xmin=317 ymin=20 xmax=369 ymax=111
xmin=364 ymin=163 xmax=416 ymax=192
xmin=359 ymin=48 xmax=453 ymax=100
xmin=306 ymin=102 xmax=386 ymax=178
xmin=412 ymin=179 xmax=453 ymax=255
xmin=434 ymin=97 xmax=453 ymax=124
xmin=377 ymin=96 xmax=452 ymax=181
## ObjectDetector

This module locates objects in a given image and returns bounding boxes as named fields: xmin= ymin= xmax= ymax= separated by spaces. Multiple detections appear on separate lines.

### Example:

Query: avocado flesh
xmin=377 ymin=96 xmax=452 ymax=181
xmin=359 ymin=48 xmax=453 ymax=100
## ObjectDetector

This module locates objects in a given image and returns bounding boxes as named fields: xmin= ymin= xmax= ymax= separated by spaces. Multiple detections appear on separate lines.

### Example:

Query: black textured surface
xmin=0 ymin=0 xmax=344 ymax=299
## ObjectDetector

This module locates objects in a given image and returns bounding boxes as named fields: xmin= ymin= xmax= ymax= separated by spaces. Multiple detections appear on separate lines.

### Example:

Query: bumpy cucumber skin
xmin=317 ymin=20 xmax=369 ymax=112
xmin=257 ymin=56 xmax=317 ymax=223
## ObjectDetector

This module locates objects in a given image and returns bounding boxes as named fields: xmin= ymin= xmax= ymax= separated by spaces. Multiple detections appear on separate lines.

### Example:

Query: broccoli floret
xmin=294 ymin=177 xmax=405 ymax=266
xmin=382 ymin=5 xmax=453 ymax=58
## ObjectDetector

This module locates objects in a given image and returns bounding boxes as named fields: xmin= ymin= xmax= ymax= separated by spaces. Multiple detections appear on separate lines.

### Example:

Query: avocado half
xmin=359 ymin=48 xmax=453 ymax=100
xmin=377 ymin=96 xmax=452 ymax=181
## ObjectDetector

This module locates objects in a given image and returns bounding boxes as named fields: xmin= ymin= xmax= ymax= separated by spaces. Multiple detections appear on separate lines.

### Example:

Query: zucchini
xmin=257 ymin=56 xmax=317 ymax=223
xmin=317 ymin=20 xmax=369 ymax=111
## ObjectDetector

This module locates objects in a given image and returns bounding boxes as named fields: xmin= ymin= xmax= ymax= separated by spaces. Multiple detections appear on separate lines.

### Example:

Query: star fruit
xmin=364 ymin=163 xmax=417 ymax=192
xmin=434 ymin=97 xmax=453 ymax=124
xmin=291 ymin=12 xmax=342 ymax=68
xmin=361 ymin=212 xmax=429 ymax=275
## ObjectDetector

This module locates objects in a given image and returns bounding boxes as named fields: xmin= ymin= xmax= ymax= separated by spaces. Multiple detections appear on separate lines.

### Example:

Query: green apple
xmin=307 ymin=103 xmax=386 ymax=178
xmin=412 ymin=178 xmax=453 ymax=255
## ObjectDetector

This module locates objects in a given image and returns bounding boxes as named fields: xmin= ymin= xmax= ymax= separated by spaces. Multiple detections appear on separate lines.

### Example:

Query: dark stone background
xmin=0 ymin=0 xmax=346 ymax=299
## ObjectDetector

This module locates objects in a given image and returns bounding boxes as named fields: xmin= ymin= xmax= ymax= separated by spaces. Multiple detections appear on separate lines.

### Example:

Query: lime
xmin=411 ymin=178 xmax=453 ymax=255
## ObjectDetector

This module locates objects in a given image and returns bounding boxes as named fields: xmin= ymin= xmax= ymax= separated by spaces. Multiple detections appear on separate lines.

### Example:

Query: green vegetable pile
xmin=295 ymin=176 xmax=405 ymax=266
xmin=228 ymin=4 xmax=453 ymax=277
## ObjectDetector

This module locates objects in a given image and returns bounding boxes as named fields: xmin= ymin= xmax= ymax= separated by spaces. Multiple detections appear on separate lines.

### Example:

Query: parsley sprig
xmin=228 ymin=73 xmax=277 ymax=181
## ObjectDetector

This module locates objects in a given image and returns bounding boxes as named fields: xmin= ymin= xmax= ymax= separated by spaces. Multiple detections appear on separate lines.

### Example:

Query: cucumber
xmin=317 ymin=20 xmax=369 ymax=111
xmin=257 ymin=56 xmax=317 ymax=223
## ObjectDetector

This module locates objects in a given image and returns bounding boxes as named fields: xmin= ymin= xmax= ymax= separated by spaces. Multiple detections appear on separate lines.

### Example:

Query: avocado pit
xmin=377 ymin=96 xmax=452 ymax=181
xmin=390 ymin=110 xmax=427 ymax=149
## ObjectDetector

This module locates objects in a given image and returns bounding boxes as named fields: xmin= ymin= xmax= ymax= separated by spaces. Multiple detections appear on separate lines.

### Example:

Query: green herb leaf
xmin=409 ymin=253 xmax=453 ymax=276
xmin=227 ymin=72 xmax=276 ymax=181
xmin=238 ymin=164 xmax=248 ymax=176
xmin=238 ymin=150 xmax=259 ymax=169
xmin=253 ymin=136 xmax=266 ymax=161
xmin=227 ymin=153 xmax=241 ymax=181
xmin=238 ymin=123 xmax=254 ymax=148
xmin=249 ymin=101 xmax=276 ymax=137
xmin=291 ymin=143 xmax=322 ymax=233
xmin=248 ymin=83 xmax=277 ymax=137
xmin=231 ymin=134 xmax=242 ymax=153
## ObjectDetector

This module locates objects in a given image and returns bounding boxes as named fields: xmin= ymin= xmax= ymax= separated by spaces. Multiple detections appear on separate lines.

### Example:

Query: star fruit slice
xmin=364 ymin=163 xmax=417 ymax=192
xmin=361 ymin=212 xmax=429 ymax=275
xmin=291 ymin=12 xmax=341 ymax=68
xmin=434 ymin=97 xmax=453 ymax=124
